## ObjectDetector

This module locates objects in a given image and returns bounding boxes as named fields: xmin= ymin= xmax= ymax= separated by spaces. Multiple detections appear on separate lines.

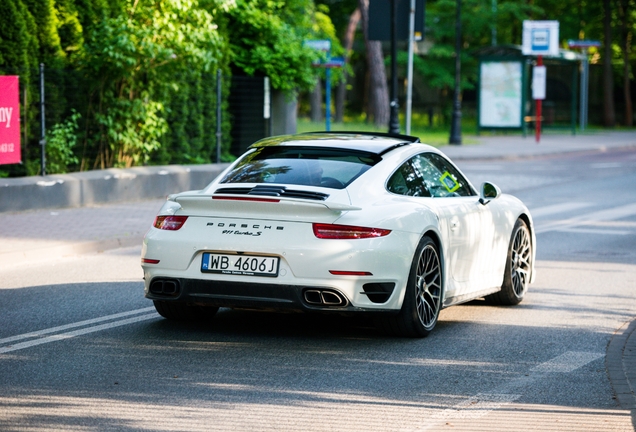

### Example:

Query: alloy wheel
xmin=415 ymin=244 xmax=442 ymax=329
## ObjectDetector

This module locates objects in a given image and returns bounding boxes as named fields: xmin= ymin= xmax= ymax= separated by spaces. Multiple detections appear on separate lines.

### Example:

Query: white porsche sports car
xmin=142 ymin=132 xmax=535 ymax=337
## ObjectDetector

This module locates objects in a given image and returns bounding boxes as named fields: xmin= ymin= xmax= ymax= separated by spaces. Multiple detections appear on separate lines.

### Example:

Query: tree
xmin=358 ymin=0 xmax=389 ymax=127
xmin=81 ymin=0 xmax=226 ymax=168
xmin=603 ymin=0 xmax=617 ymax=127
xmin=225 ymin=0 xmax=317 ymax=94
xmin=618 ymin=0 xmax=633 ymax=126
xmin=0 ymin=0 xmax=31 ymax=74
xmin=335 ymin=7 xmax=360 ymax=123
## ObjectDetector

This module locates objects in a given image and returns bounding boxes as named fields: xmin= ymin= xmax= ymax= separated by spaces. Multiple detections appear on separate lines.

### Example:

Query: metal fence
xmin=0 ymin=66 xmax=231 ymax=177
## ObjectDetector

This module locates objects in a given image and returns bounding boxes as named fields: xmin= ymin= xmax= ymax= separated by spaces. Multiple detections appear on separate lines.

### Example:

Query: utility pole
xmin=388 ymin=0 xmax=400 ymax=134
xmin=449 ymin=0 xmax=462 ymax=145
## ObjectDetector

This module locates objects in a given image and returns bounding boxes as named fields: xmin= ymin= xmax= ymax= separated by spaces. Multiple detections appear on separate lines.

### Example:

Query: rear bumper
xmin=145 ymin=277 xmax=396 ymax=314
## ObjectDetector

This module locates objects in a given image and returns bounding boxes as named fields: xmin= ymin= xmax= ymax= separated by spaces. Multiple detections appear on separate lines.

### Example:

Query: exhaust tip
xmin=149 ymin=279 xmax=181 ymax=297
xmin=303 ymin=289 xmax=347 ymax=307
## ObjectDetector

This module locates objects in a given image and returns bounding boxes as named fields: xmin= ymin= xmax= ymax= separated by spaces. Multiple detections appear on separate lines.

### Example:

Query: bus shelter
xmin=475 ymin=45 xmax=581 ymax=136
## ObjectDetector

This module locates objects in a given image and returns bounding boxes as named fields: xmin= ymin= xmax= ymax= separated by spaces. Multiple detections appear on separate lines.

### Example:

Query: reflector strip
xmin=142 ymin=258 xmax=160 ymax=264
xmin=213 ymin=196 xmax=280 ymax=203
xmin=329 ymin=270 xmax=373 ymax=276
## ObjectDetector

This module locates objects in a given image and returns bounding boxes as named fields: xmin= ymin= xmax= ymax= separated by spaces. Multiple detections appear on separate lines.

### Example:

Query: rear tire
xmin=153 ymin=300 xmax=219 ymax=321
xmin=376 ymin=236 xmax=443 ymax=338
xmin=486 ymin=218 xmax=532 ymax=305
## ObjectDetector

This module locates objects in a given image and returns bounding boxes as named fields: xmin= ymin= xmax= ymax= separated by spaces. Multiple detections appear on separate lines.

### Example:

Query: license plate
xmin=201 ymin=253 xmax=279 ymax=277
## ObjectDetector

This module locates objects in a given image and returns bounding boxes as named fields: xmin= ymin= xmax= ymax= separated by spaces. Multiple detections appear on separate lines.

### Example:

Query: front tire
xmin=376 ymin=236 xmax=443 ymax=338
xmin=153 ymin=300 xmax=219 ymax=321
xmin=487 ymin=218 xmax=532 ymax=305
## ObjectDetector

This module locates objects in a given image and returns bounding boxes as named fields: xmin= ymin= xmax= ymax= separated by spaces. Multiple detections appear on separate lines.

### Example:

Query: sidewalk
xmin=439 ymin=129 xmax=636 ymax=160
xmin=1 ymin=129 xmax=635 ymax=418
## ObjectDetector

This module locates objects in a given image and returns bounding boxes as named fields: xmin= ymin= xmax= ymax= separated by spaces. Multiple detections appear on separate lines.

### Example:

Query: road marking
xmin=536 ymin=203 xmax=636 ymax=234
xmin=423 ymin=351 xmax=603 ymax=428
xmin=591 ymin=162 xmax=622 ymax=169
xmin=0 ymin=307 xmax=157 ymax=354
xmin=432 ymin=393 xmax=520 ymax=421
xmin=531 ymin=351 xmax=603 ymax=373
xmin=461 ymin=164 xmax=504 ymax=171
xmin=530 ymin=202 xmax=593 ymax=218
xmin=557 ymin=227 xmax=632 ymax=236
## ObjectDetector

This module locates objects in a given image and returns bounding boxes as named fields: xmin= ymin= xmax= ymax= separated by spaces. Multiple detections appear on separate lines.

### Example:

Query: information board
xmin=479 ymin=61 xmax=523 ymax=128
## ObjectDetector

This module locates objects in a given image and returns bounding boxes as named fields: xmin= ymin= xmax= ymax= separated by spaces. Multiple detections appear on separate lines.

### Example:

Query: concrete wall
xmin=271 ymin=89 xmax=297 ymax=136
xmin=0 ymin=163 xmax=230 ymax=213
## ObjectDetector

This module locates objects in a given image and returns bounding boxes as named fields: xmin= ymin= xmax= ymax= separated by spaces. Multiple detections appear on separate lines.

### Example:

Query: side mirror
xmin=479 ymin=181 xmax=501 ymax=205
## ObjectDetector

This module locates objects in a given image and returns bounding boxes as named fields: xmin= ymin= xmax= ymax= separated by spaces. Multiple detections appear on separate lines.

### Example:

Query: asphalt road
xmin=1 ymin=147 xmax=635 ymax=431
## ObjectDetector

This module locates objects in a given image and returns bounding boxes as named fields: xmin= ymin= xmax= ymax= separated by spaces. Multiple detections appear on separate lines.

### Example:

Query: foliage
xmin=0 ymin=0 xmax=355 ymax=176
xmin=80 ymin=0 xmax=226 ymax=168
xmin=0 ymin=0 xmax=31 ymax=74
xmin=423 ymin=0 xmax=541 ymax=91
xmin=225 ymin=0 xmax=320 ymax=93
xmin=44 ymin=110 xmax=81 ymax=174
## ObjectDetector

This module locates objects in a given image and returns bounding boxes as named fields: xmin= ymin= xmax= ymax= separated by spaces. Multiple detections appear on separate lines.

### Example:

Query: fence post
xmin=39 ymin=63 xmax=46 ymax=176
xmin=216 ymin=69 xmax=222 ymax=164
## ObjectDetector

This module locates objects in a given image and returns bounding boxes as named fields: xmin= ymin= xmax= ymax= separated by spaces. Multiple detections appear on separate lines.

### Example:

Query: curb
xmin=0 ymin=163 xmax=230 ymax=213
xmin=1 ymin=236 xmax=144 ymax=271
xmin=606 ymin=318 xmax=636 ymax=410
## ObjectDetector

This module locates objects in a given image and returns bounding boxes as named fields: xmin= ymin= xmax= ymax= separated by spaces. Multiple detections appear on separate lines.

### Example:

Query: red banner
xmin=0 ymin=76 xmax=21 ymax=165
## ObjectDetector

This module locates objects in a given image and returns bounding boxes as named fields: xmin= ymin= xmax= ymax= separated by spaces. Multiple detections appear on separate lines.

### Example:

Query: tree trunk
xmin=358 ymin=0 xmax=389 ymax=127
xmin=335 ymin=8 xmax=361 ymax=123
xmin=310 ymin=79 xmax=323 ymax=122
xmin=620 ymin=0 xmax=633 ymax=126
xmin=603 ymin=0 xmax=616 ymax=127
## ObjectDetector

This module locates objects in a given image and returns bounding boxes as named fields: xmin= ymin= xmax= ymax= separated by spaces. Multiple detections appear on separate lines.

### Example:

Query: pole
xmin=388 ymin=0 xmax=400 ymax=134
xmin=449 ymin=0 xmax=462 ymax=145
xmin=580 ymin=49 xmax=589 ymax=131
xmin=326 ymin=67 xmax=332 ymax=132
xmin=491 ymin=0 xmax=497 ymax=46
xmin=39 ymin=63 xmax=46 ymax=176
xmin=535 ymin=55 xmax=543 ymax=143
xmin=406 ymin=0 xmax=416 ymax=135
xmin=216 ymin=69 xmax=222 ymax=163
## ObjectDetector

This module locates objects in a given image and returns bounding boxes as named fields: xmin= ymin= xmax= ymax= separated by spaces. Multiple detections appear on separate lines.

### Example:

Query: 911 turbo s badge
xmin=221 ymin=229 xmax=262 ymax=236
xmin=206 ymin=222 xmax=284 ymax=237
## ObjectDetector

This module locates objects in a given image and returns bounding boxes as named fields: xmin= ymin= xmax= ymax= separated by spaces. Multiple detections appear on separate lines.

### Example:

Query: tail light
xmin=313 ymin=223 xmax=391 ymax=239
xmin=154 ymin=215 xmax=188 ymax=230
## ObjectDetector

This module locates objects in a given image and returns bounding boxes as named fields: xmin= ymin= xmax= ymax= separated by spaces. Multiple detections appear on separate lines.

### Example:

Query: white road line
xmin=591 ymin=162 xmax=622 ymax=169
xmin=557 ymin=227 xmax=632 ymax=236
xmin=0 ymin=307 xmax=155 ymax=345
xmin=530 ymin=202 xmax=593 ymax=218
xmin=424 ymin=351 xmax=603 ymax=428
xmin=535 ymin=202 xmax=636 ymax=234
xmin=0 ymin=313 xmax=158 ymax=354
xmin=461 ymin=165 xmax=504 ymax=171
xmin=531 ymin=351 xmax=603 ymax=373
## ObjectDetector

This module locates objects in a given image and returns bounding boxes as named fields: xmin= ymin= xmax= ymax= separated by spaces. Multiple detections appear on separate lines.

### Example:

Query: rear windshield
xmin=220 ymin=147 xmax=381 ymax=189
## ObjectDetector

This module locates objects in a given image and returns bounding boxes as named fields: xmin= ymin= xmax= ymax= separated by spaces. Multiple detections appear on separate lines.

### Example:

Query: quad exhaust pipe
xmin=303 ymin=289 xmax=347 ymax=307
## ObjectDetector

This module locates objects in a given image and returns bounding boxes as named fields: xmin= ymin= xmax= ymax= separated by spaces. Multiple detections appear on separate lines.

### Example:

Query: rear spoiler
xmin=170 ymin=194 xmax=361 ymax=212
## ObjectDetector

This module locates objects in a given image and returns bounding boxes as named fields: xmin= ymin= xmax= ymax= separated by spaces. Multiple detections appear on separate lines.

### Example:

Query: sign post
xmin=305 ymin=40 xmax=344 ymax=132
xmin=533 ymin=56 xmax=546 ymax=142
xmin=568 ymin=40 xmax=601 ymax=131
xmin=522 ymin=20 xmax=559 ymax=143
xmin=0 ymin=76 xmax=21 ymax=165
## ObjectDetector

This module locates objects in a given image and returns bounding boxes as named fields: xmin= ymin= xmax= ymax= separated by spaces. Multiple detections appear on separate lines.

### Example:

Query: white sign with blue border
xmin=522 ymin=21 xmax=559 ymax=56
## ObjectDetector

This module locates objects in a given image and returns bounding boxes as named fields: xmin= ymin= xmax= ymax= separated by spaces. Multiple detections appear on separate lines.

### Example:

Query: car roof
xmin=249 ymin=132 xmax=420 ymax=156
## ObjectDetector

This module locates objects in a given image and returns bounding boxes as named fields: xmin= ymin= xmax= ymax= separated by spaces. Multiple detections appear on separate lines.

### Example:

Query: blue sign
xmin=531 ymin=29 xmax=550 ymax=52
